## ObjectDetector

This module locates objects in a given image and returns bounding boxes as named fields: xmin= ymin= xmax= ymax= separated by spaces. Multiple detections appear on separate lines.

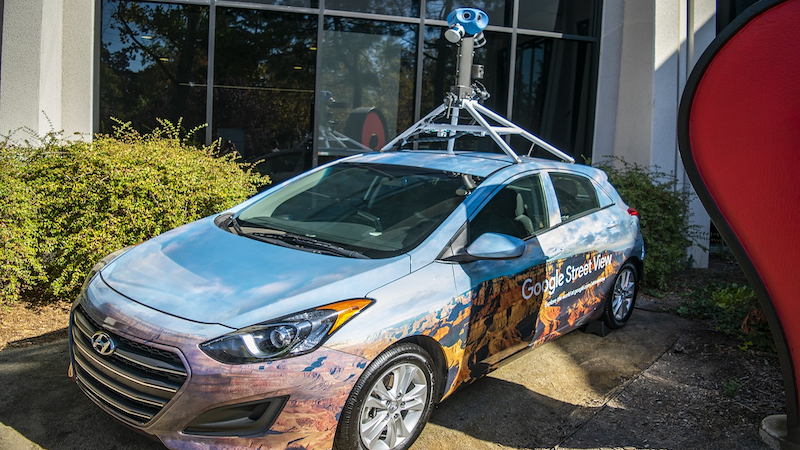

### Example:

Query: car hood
xmin=100 ymin=217 xmax=410 ymax=330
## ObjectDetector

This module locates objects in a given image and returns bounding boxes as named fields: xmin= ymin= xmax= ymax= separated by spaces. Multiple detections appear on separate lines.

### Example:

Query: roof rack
xmin=381 ymin=8 xmax=574 ymax=164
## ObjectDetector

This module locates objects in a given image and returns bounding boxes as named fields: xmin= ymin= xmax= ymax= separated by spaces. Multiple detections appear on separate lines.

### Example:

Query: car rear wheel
xmin=334 ymin=343 xmax=436 ymax=450
xmin=602 ymin=262 xmax=638 ymax=329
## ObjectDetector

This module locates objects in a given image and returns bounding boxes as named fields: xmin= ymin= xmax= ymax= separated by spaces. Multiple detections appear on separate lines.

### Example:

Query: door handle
xmin=606 ymin=221 xmax=619 ymax=229
xmin=545 ymin=248 xmax=563 ymax=258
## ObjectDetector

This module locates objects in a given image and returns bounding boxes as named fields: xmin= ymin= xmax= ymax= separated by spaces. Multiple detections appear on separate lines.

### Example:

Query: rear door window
xmin=549 ymin=173 xmax=600 ymax=221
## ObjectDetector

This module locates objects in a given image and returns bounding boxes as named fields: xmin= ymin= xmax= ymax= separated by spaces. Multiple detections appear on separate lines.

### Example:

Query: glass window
xmin=550 ymin=172 xmax=599 ymax=220
xmin=239 ymin=0 xmax=319 ymax=7
xmin=510 ymin=35 xmax=596 ymax=161
xmin=716 ymin=0 xmax=761 ymax=32
xmin=96 ymin=1 xmax=602 ymax=167
xmin=325 ymin=0 xmax=419 ymax=17
xmin=421 ymin=27 xmax=510 ymax=116
xmin=251 ymin=148 xmax=312 ymax=186
xmin=426 ymin=0 xmax=513 ymax=27
xmin=213 ymin=8 xmax=316 ymax=161
xmin=99 ymin=1 xmax=208 ymax=135
xmin=470 ymin=175 xmax=548 ymax=241
xmin=517 ymin=0 xmax=598 ymax=36
xmin=318 ymin=18 xmax=417 ymax=152
xmin=237 ymin=163 xmax=472 ymax=258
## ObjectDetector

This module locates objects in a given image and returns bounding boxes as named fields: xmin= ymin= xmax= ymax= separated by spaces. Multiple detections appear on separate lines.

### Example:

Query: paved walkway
xmin=0 ymin=310 xmax=775 ymax=450
xmin=416 ymin=309 xmax=686 ymax=450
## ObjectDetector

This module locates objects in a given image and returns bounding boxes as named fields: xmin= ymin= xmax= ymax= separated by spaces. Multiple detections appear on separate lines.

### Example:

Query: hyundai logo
xmin=91 ymin=331 xmax=116 ymax=356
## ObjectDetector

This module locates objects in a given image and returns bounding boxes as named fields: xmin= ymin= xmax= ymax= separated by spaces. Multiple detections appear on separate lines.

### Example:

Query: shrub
xmin=595 ymin=158 xmax=695 ymax=289
xmin=0 ymin=146 xmax=46 ymax=303
xmin=4 ymin=119 xmax=268 ymax=304
xmin=677 ymin=283 xmax=773 ymax=353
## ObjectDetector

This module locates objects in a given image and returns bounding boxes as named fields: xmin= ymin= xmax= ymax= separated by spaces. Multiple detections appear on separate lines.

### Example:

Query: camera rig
xmin=381 ymin=8 xmax=574 ymax=164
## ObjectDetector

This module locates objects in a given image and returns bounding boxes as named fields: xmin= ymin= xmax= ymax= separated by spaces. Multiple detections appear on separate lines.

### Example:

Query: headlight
xmin=200 ymin=299 xmax=373 ymax=364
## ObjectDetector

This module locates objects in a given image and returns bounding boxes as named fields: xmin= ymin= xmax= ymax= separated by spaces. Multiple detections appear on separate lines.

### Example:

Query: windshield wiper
xmin=226 ymin=216 xmax=369 ymax=259
xmin=246 ymin=231 xmax=369 ymax=259
xmin=229 ymin=215 xmax=245 ymax=235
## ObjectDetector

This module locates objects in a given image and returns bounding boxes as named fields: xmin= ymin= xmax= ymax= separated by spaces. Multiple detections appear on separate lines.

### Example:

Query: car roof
xmin=347 ymin=151 xmax=512 ymax=177
xmin=345 ymin=150 xmax=591 ymax=179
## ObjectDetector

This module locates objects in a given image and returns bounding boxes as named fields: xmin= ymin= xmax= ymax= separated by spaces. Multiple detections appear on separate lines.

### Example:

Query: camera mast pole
xmin=382 ymin=8 xmax=574 ymax=164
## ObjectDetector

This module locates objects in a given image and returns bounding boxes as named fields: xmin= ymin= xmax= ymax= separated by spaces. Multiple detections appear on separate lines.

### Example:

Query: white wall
xmin=61 ymin=0 xmax=96 ymax=138
xmin=594 ymin=0 xmax=717 ymax=268
xmin=0 ymin=0 xmax=94 ymax=139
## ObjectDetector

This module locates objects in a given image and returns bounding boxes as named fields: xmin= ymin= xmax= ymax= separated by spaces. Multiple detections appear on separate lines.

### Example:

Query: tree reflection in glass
xmin=99 ymin=1 xmax=208 ymax=136
xmin=213 ymin=9 xmax=317 ymax=160
xmin=325 ymin=0 xmax=419 ymax=17
xmin=426 ymin=0 xmax=513 ymax=27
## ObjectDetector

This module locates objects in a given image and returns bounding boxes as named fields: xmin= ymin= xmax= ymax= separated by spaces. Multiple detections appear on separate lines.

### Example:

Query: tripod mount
xmin=381 ymin=8 xmax=574 ymax=164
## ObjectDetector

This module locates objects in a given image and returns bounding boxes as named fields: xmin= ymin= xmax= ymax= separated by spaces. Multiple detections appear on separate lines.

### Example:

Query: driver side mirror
xmin=461 ymin=232 xmax=526 ymax=261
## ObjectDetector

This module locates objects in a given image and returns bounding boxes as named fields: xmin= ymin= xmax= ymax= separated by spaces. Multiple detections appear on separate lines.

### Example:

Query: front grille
xmin=70 ymin=304 xmax=188 ymax=425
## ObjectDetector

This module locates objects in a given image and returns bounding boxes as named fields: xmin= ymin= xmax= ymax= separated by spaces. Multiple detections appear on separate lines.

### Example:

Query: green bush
xmin=0 ymin=146 xmax=46 ymax=302
xmin=595 ymin=159 xmax=694 ymax=289
xmin=677 ymin=283 xmax=773 ymax=353
xmin=1 ymin=120 xmax=267 ymax=305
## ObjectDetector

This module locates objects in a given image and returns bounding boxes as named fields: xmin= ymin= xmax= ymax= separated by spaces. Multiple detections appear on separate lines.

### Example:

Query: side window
xmin=550 ymin=173 xmax=600 ymax=221
xmin=470 ymin=175 xmax=549 ymax=242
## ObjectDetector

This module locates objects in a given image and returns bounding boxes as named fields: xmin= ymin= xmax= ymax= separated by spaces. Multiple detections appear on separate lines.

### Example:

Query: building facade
xmin=0 ymin=0 xmax=759 ymax=267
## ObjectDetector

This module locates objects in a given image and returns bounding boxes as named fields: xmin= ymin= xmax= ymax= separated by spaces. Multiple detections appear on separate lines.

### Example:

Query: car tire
xmin=602 ymin=262 xmax=638 ymax=329
xmin=334 ymin=343 xmax=436 ymax=450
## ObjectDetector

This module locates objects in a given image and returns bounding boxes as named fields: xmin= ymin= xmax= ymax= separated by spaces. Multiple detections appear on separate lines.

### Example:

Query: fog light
xmin=184 ymin=396 xmax=288 ymax=437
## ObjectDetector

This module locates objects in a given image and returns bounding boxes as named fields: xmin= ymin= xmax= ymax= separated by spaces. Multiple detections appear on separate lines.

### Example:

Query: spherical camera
xmin=444 ymin=8 xmax=488 ymax=43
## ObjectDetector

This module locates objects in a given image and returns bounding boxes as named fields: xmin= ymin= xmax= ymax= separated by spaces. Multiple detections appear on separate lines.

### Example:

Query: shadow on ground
xmin=0 ymin=333 xmax=163 ymax=450
xmin=417 ymin=310 xmax=686 ymax=450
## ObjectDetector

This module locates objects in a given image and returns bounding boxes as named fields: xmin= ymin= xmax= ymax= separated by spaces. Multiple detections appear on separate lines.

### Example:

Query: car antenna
xmin=381 ymin=8 xmax=574 ymax=164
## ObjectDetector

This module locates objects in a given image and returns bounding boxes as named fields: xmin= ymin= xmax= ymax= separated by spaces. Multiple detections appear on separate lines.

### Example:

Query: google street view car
xmin=68 ymin=8 xmax=643 ymax=450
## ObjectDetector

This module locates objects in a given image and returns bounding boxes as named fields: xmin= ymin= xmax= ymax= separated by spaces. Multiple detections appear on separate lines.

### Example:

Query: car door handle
xmin=545 ymin=248 xmax=562 ymax=258
xmin=605 ymin=221 xmax=619 ymax=229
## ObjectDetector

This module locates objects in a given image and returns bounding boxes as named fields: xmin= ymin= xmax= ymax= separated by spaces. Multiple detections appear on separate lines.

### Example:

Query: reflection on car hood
xmin=100 ymin=217 xmax=410 ymax=329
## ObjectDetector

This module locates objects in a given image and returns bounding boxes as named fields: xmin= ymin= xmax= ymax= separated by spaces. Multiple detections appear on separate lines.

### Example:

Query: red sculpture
xmin=678 ymin=0 xmax=800 ymax=447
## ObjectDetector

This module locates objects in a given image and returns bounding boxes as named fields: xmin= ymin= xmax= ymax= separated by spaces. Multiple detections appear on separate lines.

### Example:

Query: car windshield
xmin=236 ymin=163 xmax=477 ymax=258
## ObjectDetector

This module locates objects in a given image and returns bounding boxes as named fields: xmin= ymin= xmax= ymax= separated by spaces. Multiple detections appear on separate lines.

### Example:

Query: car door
xmin=532 ymin=171 xmax=628 ymax=342
xmin=448 ymin=173 xmax=566 ymax=380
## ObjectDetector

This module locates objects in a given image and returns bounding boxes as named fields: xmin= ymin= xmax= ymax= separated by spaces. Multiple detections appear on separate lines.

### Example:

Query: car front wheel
xmin=602 ymin=262 xmax=638 ymax=329
xmin=334 ymin=343 xmax=436 ymax=450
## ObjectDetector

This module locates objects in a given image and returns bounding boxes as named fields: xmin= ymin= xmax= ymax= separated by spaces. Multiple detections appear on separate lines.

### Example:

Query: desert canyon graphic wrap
xmin=329 ymin=248 xmax=626 ymax=399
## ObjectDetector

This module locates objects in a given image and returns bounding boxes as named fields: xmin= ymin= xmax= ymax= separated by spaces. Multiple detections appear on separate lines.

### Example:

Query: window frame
xmin=544 ymin=171 xmax=611 ymax=223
